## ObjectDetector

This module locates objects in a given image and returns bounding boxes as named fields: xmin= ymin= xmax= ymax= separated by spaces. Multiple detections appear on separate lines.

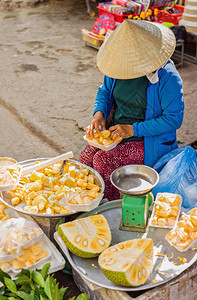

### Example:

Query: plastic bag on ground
xmin=152 ymin=146 xmax=197 ymax=209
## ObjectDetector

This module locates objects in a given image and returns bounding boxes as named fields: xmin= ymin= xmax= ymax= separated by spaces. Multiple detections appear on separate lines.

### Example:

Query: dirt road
xmin=0 ymin=0 xmax=196 ymax=162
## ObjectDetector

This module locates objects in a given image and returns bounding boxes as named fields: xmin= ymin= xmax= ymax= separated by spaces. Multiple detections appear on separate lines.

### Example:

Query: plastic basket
xmin=97 ymin=6 xmax=132 ymax=23
xmin=151 ymin=5 xmax=184 ymax=25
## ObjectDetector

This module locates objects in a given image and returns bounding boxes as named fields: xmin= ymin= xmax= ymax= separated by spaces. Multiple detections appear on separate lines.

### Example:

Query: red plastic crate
xmin=151 ymin=5 xmax=184 ymax=25
xmin=97 ymin=6 xmax=132 ymax=23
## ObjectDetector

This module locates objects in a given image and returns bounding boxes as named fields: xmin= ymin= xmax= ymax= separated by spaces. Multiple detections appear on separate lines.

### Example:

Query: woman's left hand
xmin=109 ymin=124 xmax=134 ymax=144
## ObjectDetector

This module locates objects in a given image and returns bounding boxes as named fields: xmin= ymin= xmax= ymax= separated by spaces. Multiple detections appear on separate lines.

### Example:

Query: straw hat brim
xmin=97 ymin=20 xmax=176 ymax=79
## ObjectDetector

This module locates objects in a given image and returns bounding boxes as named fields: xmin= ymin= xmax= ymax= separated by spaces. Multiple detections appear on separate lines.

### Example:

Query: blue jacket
xmin=93 ymin=61 xmax=184 ymax=167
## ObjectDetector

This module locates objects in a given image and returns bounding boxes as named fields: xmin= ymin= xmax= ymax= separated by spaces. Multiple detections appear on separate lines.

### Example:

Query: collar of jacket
xmin=146 ymin=59 xmax=174 ymax=84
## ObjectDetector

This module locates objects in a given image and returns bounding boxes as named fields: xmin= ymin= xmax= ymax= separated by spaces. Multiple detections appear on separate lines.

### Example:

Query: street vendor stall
xmin=52 ymin=163 xmax=196 ymax=298
xmin=0 ymin=148 xmax=196 ymax=299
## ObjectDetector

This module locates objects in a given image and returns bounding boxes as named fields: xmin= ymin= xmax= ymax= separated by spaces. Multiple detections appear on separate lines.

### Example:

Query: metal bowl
xmin=110 ymin=165 xmax=159 ymax=196
xmin=0 ymin=158 xmax=105 ymax=218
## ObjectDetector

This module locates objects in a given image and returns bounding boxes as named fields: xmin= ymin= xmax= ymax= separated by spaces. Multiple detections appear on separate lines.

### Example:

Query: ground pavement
xmin=0 ymin=0 xmax=196 ymax=298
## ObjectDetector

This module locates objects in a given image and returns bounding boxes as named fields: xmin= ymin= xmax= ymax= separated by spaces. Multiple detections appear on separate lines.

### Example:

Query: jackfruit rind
xmin=98 ymin=238 xmax=153 ymax=287
xmin=58 ymin=214 xmax=111 ymax=258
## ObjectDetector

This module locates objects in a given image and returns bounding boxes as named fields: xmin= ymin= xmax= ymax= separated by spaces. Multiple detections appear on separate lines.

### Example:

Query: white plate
xmin=83 ymin=135 xmax=117 ymax=151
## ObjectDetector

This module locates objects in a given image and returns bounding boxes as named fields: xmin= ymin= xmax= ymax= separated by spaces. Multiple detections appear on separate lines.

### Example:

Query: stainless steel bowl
xmin=0 ymin=158 xmax=105 ymax=218
xmin=110 ymin=165 xmax=159 ymax=196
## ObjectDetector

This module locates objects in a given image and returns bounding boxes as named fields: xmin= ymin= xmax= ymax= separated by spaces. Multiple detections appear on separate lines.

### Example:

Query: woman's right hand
xmin=86 ymin=111 xmax=106 ymax=139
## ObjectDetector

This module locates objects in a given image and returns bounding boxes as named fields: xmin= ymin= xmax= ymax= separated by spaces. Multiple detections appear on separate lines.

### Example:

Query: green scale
xmin=110 ymin=165 xmax=159 ymax=232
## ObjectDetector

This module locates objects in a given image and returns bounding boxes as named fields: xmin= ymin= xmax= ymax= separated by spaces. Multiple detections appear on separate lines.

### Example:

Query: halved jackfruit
xmin=98 ymin=238 xmax=153 ymax=286
xmin=58 ymin=214 xmax=111 ymax=258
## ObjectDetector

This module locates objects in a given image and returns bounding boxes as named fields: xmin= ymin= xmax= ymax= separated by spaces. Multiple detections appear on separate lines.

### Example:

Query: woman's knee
xmin=93 ymin=150 xmax=110 ymax=170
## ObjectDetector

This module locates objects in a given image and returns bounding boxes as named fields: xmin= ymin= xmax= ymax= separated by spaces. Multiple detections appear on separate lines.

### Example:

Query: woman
xmin=79 ymin=20 xmax=184 ymax=200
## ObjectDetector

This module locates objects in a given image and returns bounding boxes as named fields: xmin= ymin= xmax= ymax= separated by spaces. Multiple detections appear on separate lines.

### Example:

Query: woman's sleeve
xmin=93 ymin=76 xmax=114 ymax=121
xmin=132 ymin=73 xmax=184 ymax=137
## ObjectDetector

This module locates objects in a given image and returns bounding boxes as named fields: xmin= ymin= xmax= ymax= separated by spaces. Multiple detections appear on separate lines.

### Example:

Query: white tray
xmin=54 ymin=200 xmax=197 ymax=291
xmin=165 ymin=210 xmax=197 ymax=252
xmin=83 ymin=135 xmax=117 ymax=151
xmin=149 ymin=193 xmax=183 ymax=229
xmin=0 ymin=208 xmax=65 ymax=276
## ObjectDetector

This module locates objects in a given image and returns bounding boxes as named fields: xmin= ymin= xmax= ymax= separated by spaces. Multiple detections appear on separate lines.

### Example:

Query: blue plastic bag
xmin=152 ymin=146 xmax=197 ymax=209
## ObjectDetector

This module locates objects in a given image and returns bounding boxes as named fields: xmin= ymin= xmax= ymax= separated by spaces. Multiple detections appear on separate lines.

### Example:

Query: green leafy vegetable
xmin=32 ymin=271 xmax=44 ymax=288
xmin=40 ymin=264 xmax=50 ymax=281
xmin=4 ymin=278 xmax=17 ymax=293
xmin=0 ymin=263 xmax=89 ymax=300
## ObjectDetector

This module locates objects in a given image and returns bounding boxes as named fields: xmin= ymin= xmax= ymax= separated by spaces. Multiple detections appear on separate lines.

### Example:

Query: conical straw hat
xmin=97 ymin=20 xmax=176 ymax=79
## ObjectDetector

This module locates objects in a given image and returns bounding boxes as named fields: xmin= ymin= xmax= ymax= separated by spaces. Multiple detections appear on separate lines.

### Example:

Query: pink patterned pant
xmin=78 ymin=141 xmax=144 ymax=201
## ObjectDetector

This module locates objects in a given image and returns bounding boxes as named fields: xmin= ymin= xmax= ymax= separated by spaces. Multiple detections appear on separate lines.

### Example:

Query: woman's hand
xmin=86 ymin=111 xmax=106 ymax=139
xmin=109 ymin=124 xmax=134 ymax=144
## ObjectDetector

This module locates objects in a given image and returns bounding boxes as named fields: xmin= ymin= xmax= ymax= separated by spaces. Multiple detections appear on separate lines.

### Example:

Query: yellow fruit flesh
xmin=98 ymin=238 xmax=153 ymax=286
xmin=58 ymin=214 xmax=111 ymax=258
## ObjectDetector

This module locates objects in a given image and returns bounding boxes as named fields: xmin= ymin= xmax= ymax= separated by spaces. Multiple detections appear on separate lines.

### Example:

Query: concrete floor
xmin=0 ymin=0 xmax=196 ymax=298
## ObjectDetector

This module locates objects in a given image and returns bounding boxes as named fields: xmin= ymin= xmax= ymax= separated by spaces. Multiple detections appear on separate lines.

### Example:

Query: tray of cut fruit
xmin=165 ymin=208 xmax=197 ymax=251
xmin=0 ymin=216 xmax=65 ymax=276
xmin=0 ymin=217 xmax=49 ymax=274
xmin=149 ymin=192 xmax=182 ymax=228
xmin=84 ymin=130 xmax=118 ymax=151
xmin=0 ymin=154 xmax=105 ymax=217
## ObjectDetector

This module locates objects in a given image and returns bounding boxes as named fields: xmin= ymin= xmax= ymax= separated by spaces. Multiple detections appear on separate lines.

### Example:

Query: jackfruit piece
xmin=30 ymin=171 xmax=42 ymax=182
xmin=1 ymin=215 xmax=11 ymax=221
xmin=58 ymin=214 xmax=111 ymax=258
xmin=167 ymin=217 xmax=176 ymax=226
xmin=19 ymin=176 xmax=29 ymax=184
xmin=101 ymin=130 xmax=110 ymax=139
xmin=59 ymin=207 xmax=70 ymax=214
xmin=176 ymin=228 xmax=189 ymax=241
xmin=11 ymin=197 xmax=20 ymax=206
xmin=80 ymin=168 xmax=89 ymax=176
xmin=0 ymin=262 xmax=11 ymax=273
xmin=29 ymin=243 xmax=42 ymax=256
xmin=26 ymin=181 xmax=42 ymax=192
xmin=61 ymin=175 xmax=75 ymax=188
xmin=98 ymin=239 xmax=153 ymax=287
xmin=175 ymin=239 xmax=193 ymax=250
xmin=190 ymin=208 xmax=197 ymax=227
xmin=32 ymin=194 xmax=47 ymax=207
xmin=169 ymin=206 xmax=179 ymax=217
xmin=68 ymin=166 xmax=77 ymax=178
xmin=76 ymin=178 xmax=87 ymax=188
xmin=41 ymin=175 xmax=53 ymax=190
xmin=151 ymin=216 xmax=158 ymax=226
xmin=87 ymin=174 xmax=94 ymax=184
xmin=37 ymin=250 xmax=48 ymax=260
xmin=189 ymin=231 xmax=197 ymax=241
xmin=24 ymin=205 xmax=39 ymax=214
xmin=23 ymin=249 xmax=38 ymax=265
xmin=157 ymin=218 xmax=166 ymax=227
xmin=86 ymin=182 xmax=99 ymax=190
xmin=11 ymin=260 xmax=26 ymax=270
